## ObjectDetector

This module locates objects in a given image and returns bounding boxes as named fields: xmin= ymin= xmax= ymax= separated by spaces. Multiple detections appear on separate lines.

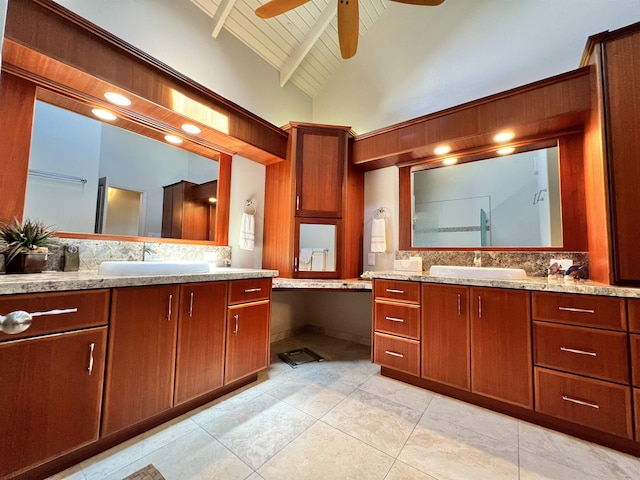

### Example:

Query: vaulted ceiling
xmin=189 ymin=0 xmax=389 ymax=97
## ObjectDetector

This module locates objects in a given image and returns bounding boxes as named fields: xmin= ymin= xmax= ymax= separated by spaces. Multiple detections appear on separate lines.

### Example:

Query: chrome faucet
xmin=473 ymin=251 xmax=482 ymax=267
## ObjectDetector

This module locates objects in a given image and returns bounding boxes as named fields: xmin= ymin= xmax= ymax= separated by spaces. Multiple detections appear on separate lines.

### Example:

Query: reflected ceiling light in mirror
xmin=104 ymin=92 xmax=132 ymax=106
xmin=442 ymin=157 xmax=458 ymax=166
xmin=434 ymin=145 xmax=451 ymax=155
xmin=164 ymin=134 xmax=183 ymax=144
xmin=181 ymin=123 xmax=201 ymax=134
xmin=91 ymin=108 xmax=117 ymax=121
xmin=497 ymin=146 xmax=515 ymax=155
xmin=494 ymin=131 xmax=515 ymax=143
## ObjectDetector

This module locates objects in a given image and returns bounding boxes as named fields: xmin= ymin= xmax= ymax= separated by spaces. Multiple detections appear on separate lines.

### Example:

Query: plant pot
xmin=5 ymin=252 xmax=48 ymax=274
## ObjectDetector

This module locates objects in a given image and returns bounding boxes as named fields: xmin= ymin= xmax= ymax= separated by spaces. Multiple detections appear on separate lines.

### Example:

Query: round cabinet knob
xmin=0 ymin=311 xmax=33 ymax=334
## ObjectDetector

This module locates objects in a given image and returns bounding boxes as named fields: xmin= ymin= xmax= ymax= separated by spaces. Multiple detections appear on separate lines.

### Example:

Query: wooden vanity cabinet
xmin=0 ymin=290 xmax=109 ymax=479
xmin=421 ymin=284 xmax=470 ymax=390
xmin=635 ymin=389 xmax=640 ymax=442
xmin=102 ymin=285 xmax=180 ymax=437
xmin=225 ymin=278 xmax=271 ymax=384
xmin=174 ymin=281 xmax=228 ymax=405
xmin=470 ymin=287 xmax=533 ymax=409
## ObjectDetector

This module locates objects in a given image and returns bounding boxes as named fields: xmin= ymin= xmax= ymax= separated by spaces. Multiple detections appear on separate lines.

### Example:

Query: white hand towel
xmin=239 ymin=213 xmax=255 ymax=251
xmin=371 ymin=218 xmax=386 ymax=253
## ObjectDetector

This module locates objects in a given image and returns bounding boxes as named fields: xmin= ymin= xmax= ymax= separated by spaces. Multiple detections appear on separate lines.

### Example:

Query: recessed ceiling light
xmin=91 ymin=108 xmax=117 ymax=121
xmin=104 ymin=92 xmax=131 ymax=106
xmin=442 ymin=157 xmax=458 ymax=166
xmin=434 ymin=145 xmax=451 ymax=155
xmin=208 ymin=197 xmax=217 ymax=204
xmin=164 ymin=134 xmax=183 ymax=144
xmin=494 ymin=131 xmax=515 ymax=143
xmin=181 ymin=123 xmax=201 ymax=134
xmin=497 ymin=147 xmax=515 ymax=155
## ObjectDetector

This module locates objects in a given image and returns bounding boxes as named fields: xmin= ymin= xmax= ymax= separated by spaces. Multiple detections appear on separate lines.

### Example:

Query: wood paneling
xmin=374 ymin=300 xmax=421 ymax=340
xmin=342 ymin=143 xmax=365 ymax=278
xmin=174 ymin=282 xmax=227 ymax=405
xmin=470 ymin=287 xmax=533 ymax=409
xmin=352 ymin=68 xmax=591 ymax=170
xmin=629 ymin=299 xmax=640 ymax=333
xmin=373 ymin=332 xmax=421 ymax=377
xmin=0 ymin=73 xmax=36 ymax=223
xmin=0 ymin=289 xmax=109 ymax=342
xmin=531 ymin=292 xmax=626 ymax=330
xmin=0 ymin=327 xmax=107 ymax=478
xmin=3 ymin=0 xmax=287 ymax=163
xmin=533 ymin=322 xmax=629 ymax=384
xmin=102 ymin=285 xmax=179 ymax=437
xmin=535 ymin=367 xmax=633 ymax=439
xmin=421 ymin=284 xmax=470 ymax=390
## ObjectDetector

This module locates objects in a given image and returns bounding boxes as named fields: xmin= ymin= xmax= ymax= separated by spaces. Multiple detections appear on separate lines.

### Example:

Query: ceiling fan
xmin=255 ymin=0 xmax=445 ymax=59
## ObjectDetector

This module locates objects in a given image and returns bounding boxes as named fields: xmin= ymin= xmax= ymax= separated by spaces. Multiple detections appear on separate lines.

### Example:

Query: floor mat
xmin=122 ymin=464 xmax=166 ymax=480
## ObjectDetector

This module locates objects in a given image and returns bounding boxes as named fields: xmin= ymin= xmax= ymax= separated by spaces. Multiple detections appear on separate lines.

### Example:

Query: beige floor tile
xmin=518 ymin=422 xmax=640 ymax=480
xmin=420 ymin=394 xmax=518 ymax=446
xmin=81 ymin=415 xmax=199 ymax=480
xmin=398 ymin=414 xmax=519 ymax=480
xmin=188 ymin=387 xmax=264 ymax=426
xmin=359 ymin=374 xmax=435 ymax=412
xmin=46 ymin=464 xmax=86 ymax=480
xmin=301 ymin=358 xmax=380 ymax=387
xmin=245 ymin=473 xmax=266 ymax=480
xmin=519 ymin=449 xmax=602 ymax=480
xmin=198 ymin=392 xmax=316 ymax=469
xmin=98 ymin=428 xmax=252 ymax=480
xmin=322 ymin=388 xmax=423 ymax=456
xmin=384 ymin=460 xmax=438 ymax=479
xmin=257 ymin=421 xmax=394 ymax=480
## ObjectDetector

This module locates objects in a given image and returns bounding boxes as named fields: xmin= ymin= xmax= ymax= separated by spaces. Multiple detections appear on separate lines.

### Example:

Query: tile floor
xmin=50 ymin=333 xmax=640 ymax=480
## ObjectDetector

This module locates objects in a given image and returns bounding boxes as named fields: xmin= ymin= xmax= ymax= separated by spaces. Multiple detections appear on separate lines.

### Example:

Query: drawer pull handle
xmin=384 ymin=350 xmax=404 ymax=358
xmin=244 ymin=288 xmax=262 ymax=293
xmin=385 ymin=316 xmax=404 ymax=323
xmin=167 ymin=294 xmax=173 ymax=321
xmin=88 ymin=342 xmax=95 ymax=375
xmin=560 ymin=346 xmax=597 ymax=357
xmin=0 ymin=308 xmax=78 ymax=334
xmin=233 ymin=314 xmax=239 ymax=335
xmin=189 ymin=292 xmax=194 ymax=318
xmin=386 ymin=289 xmax=405 ymax=294
xmin=562 ymin=394 xmax=599 ymax=409
xmin=558 ymin=306 xmax=595 ymax=314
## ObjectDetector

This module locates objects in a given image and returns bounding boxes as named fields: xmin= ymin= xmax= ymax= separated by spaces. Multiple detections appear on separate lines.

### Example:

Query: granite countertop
xmin=364 ymin=270 xmax=640 ymax=299
xmin=272 ymin=278 xmax=372 ymax=290
xmin=0 ymin=268 xmax=279 ymax=295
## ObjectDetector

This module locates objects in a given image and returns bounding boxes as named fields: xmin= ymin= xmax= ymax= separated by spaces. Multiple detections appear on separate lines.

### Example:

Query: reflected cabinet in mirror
xmin=295 ymin=219 xmax=342 ymax=278
xmin=25 ymin=100 xmax=221 ymax=242
xmin=412 ymin=143 xmax=561 ymax=248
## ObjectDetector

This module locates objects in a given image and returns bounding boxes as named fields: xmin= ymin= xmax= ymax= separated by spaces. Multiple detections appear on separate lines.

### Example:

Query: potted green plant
xmin=0 ymin=218 xmax=57 ymax=274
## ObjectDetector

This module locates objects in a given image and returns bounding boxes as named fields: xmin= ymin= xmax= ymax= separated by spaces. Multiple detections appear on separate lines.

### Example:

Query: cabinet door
xmin=422 ymin=284 xmax=470 ymax=390
xmin=471 ymin=287 xmax=533 ymax=408
xmin=225 ymin=300 xmax=270 ymax=384
xmin=102 ymin=285 xmax=179 ymax=437
xmin=295 ymin=125 xmax=346 ymax=218
xmin=635 ymin=388 xmax=640 ymax=442
xmin=174 ymin=282 xmax=227 ymax=405
xmin=0 ymin=327 xmax=107 ymax=478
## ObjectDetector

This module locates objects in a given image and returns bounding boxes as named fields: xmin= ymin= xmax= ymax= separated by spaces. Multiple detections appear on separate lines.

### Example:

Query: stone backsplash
xmin=396 ymin=250 xmax=589 ymax=278
xmin=43 ymin=238 xmax=231 ymax=272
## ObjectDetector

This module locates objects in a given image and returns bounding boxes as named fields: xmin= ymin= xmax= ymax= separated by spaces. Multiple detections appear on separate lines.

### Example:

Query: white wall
xmin=313 ymin=0 xmax=640 ymax=134
xmin=52 ymin=0 xmax=311 ymax=128
xmin=363 ymin=168 xmax=398 ymax=272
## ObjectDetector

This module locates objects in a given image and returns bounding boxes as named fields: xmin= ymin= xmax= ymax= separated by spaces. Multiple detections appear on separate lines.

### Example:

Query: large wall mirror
xmin=26 ymin=100 xmax=220 ymax=240
xmin=412 ymin=142 xmax=562 ymax=248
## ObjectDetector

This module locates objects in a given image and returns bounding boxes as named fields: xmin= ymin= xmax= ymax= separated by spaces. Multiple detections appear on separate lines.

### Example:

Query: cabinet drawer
xmin=374 ymin=300 xmax=420 ymax=340
xmin=531 ymin=292 xmax=626 ymax=330
xmin=631 ymin=334 xmax=640 ymax=387
xmin=374 ymin=280 xmax=420 ymax=304
xmin=373 ymin=332 xmax=420 ymax=376
xmin=0 ymin=289 xmax=110 ymax=342
xmin=228 ymin=278 xmax=271 ymax=305
xmin=534 ymin=368 xmax=633 ymax=439
xmin=533 ymin=322 xmax=630 ymax=384
xmin=629 ymin=299 xmax=640 ymax=333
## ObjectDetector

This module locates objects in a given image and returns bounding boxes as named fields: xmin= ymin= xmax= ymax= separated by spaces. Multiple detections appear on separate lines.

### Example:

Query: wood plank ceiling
xmin=190 ymin=0 xmax=388 ymax=97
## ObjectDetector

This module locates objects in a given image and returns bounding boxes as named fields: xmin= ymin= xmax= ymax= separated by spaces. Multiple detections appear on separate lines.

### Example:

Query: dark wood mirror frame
xmin=0 ymin=0 xmax=289 ymax=245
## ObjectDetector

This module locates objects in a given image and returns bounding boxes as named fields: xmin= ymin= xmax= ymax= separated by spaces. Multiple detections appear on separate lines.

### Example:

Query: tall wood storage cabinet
xmin=587 ymin=24 xmax=640 ymax=284
xmin=263 ymin=122 xmax=364 ymax=278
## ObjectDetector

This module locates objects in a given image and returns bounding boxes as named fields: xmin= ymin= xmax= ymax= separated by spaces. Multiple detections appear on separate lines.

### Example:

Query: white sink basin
xmin=98 ymin=261 xmax=210 ymax=276
xmin=429 ymin=265 xmax=527 ymax=280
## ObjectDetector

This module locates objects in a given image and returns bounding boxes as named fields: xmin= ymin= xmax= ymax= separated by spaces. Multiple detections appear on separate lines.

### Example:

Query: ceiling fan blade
xmin=388 ymin=0 xmax=444 ymax=5
xmin=337 ymin=0 xmax=359 ymax=59
xmin=255 ymin=0 xmax=312 ymax=18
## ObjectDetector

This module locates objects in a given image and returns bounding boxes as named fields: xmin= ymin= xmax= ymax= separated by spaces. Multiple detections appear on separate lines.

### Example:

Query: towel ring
xmin=373 ymin=207 xmax=390 ymax=220
xmin=244 ymin=200 xmax=257 ymax=215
